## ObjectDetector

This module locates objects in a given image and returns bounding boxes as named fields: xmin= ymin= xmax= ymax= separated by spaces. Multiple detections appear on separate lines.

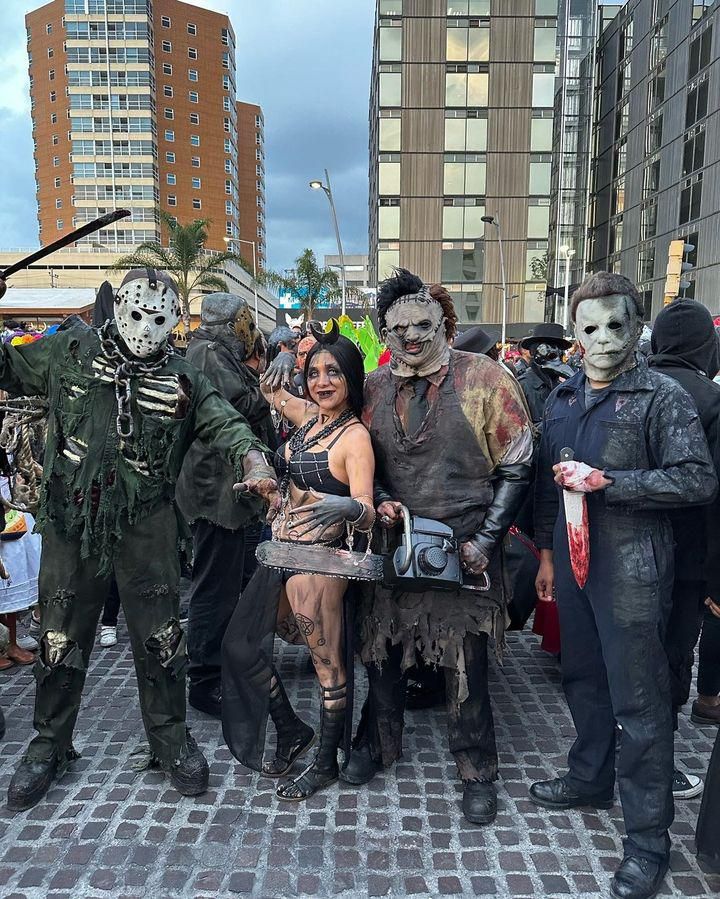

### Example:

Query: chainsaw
xmin=256 ymin=504 xmax=490 ymax=593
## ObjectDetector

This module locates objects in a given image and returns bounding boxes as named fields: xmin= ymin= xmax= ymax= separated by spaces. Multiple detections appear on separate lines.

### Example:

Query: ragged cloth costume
xmin=349 ymin=272 xmax=533 ymax=801
xmin=2 ymin=269 xmax=272 ymax=811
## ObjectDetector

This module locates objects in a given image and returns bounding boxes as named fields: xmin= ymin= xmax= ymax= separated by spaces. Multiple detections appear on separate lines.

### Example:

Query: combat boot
xmin=168 ymin=730 xmax=209 ymax=796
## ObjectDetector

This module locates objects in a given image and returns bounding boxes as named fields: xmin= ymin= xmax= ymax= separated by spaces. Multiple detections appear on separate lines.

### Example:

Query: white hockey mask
xmin=574 ymin=294 xmax=642 ymax=382
xmin=114 ymin=270 xmax=181 ymax=358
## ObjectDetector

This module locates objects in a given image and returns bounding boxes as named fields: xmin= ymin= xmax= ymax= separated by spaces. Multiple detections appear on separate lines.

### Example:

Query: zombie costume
xmin=342 ymin=270 xmax=533 ymax=826
xmin=3 ymin=269 xmax=273 ymax=811
xmin=176 ymin=293 xmax=275 ymax=717
xmin=530 ymin=280 xmax=717 ymax=899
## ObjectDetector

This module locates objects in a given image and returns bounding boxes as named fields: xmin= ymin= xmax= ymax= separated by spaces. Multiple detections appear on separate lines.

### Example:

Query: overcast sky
xmin=0 ymin=0 xmax=374 ymax=273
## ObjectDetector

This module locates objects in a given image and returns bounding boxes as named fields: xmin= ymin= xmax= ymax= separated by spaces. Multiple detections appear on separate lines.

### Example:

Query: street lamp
xmin=225 ymin=236 xmax=259 ymax=323
xmin=559 ymin=244 xmax=576 ymax=331
xmin=310 ymin=169 xmax=347 ymax=316
xmin=481 ymin=215 xmax=508 ymax=352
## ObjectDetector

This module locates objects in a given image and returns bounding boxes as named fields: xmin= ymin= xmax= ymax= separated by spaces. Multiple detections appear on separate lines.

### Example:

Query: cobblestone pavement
xmin=0 ymin=623 xmax=718 ymax=899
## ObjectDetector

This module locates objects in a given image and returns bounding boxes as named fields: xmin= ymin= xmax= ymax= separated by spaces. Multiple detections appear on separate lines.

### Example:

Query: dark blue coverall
xmin=534 ymin=357 xmax=717 ymax=864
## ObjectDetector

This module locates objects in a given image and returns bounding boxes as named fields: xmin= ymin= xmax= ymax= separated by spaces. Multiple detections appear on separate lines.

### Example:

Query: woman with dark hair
xmin=222 ymin=321 xmax=375 ymax=801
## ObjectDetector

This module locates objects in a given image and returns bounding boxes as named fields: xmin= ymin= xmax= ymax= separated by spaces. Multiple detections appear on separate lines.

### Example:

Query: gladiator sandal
xmin=262 ymin=669 xmax=316 ymax=778
xmin=276 ymin=683 xmax=346 ymax=802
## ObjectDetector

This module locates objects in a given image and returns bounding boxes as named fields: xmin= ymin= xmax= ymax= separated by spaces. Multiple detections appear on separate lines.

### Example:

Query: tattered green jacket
xmin=0 ymin=322 xmax=266 ymax=568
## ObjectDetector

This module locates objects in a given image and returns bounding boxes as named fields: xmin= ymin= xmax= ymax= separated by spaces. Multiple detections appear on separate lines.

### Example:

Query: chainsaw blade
xmin=256 ymin=541 xmax=384 ymax=581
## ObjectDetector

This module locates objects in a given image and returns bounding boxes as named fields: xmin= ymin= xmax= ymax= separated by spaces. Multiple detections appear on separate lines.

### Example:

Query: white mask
xmin=574 ymin=295 xmax=642 ymax=382
xmin=114 ymin=273 xmax=181 ymax=358
xmin=383 ymin=295 xmax=450 ymax=378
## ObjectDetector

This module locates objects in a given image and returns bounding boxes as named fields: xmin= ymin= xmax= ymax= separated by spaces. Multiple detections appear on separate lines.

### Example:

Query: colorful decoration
xmin=336 ymin=315 xmax=385 ymax=372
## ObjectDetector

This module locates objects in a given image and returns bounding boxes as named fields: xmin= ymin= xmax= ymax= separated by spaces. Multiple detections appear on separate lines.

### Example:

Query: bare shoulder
xmin=339 ymin=420 xmax=373 ymax=453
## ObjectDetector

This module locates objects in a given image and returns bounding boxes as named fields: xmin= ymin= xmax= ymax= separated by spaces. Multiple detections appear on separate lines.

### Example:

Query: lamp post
xmin=481 ymin=215 xmax=508 ymax=351
xmin=310 ymin=169 xmax=347 ymax=316
xmin=559 ymin=244 xmax=575 ymax=331
xmin=225 ymin=236 xmax=258 ymax=323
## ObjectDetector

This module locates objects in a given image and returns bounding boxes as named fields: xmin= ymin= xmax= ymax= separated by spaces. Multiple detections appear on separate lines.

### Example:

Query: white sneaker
xmin=99 ymin=625 xmax=118 ymax=647
xmin=672 ymin=769 xmax=703 ymax=799
xmin=16 ymin=634 xmax=39 ymax=651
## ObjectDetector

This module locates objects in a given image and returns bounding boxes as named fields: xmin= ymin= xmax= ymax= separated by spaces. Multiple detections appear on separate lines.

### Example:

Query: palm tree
xmin=261 ymin=248 xmax=364 ymax=318
xmin=111 ymin=211 xmax=246 ymax=332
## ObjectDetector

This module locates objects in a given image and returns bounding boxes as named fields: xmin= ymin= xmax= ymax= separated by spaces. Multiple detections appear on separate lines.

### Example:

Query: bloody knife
xmin=560 ymin=446 xmax=590 ymax=589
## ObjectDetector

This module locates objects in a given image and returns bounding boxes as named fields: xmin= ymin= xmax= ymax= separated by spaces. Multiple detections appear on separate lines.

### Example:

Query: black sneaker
xmin=672 ymin=768 xmax=703 ymax=800
xmin=168 ymin=730 xmax=209 ymax=796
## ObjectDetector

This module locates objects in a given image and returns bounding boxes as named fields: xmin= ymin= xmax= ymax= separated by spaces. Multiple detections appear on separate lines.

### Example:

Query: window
xmin=379 ymin=72 xmax=402 ymax=106
xmin=191 ymin=156 xmax=200 ymax=168
xmin=46 ymin=23 xmax=52 ymax=34
xmin=620 ymin=19 xmax=634 ymax=57
xmin=613 ymin=139 xmax=627 ymax=179
xmin=379 ymin=117 xmax=401 ymax=151
xmin=56 ymin=219 xmax=63 ymax=230
xmin=686 ymin=78 xmax=709 ymax=127
xmin=446 ymin=71 xmax=489 ymax=106
xmin=526 ymin=246 xmax=548 ymax=282
xmin=444 ymin=116 xmax=487 ymax=151
xmin=609 ymin=218 xmax=624 ymax=254
xmin=163 ymin=63 xmax=172 ymax=75
xmin=379 ymin=204 xmax=401 ymax=239
xmin=161 ymin=15 xmax=171 ymax=27
xmin=689 ymin=25 xmax=712 ymax=78
xmin=646 ymin=113 xmax=663 ymax=153
xmin=166 ymin=152 xmax=175 ymax=163
xmin=650 ymin=17 xmax=668 ymax=68
xmin=188 ymin=47 xmax=198 ymax=59
xmin=225 ymin=180 xmax=232 ymax=194
xmin=377 ymin=248 xmax=400 ymax=280
xmin=443 ymin=160 xmax=486 ymax=194
xmin=679 ymin=173 xmax=703 ymax=224
xmin=165 ymin=130 xmax=174 ymax=142
xmin=379 ymin=24 xmax=402 ymax=60
xmin=527 ymin=205 xmax=550 ymax=239
xmin=535 ymin=0 xmax=557 ymax=12
xmin=643 ymin=159 xmax=660 ymax=197
xmin=529 ymin=162 xmax=551 ymax=195
xmin=648 ymin=66 xmax=666 ymax=111
xmin=192 ymin=198 xmax=201 ymax=210
xmin=52 ymin=134 xmax=59 ymax=146
xmin=162 ymin=40 xmax=172 ymax=52
xmin=617 ymin=60 xmax=631 ymax=98
xmin=52 ymin=156 xmax=60 ymax=167
xmin=612 ymin=178 xmax=626 ymax=215
xmin=190 ymin=113 xmax=200 ymax=125
xmin=683 ymin=126 xmax=706 ymax=175
xmin=167 ymin=173 xmax=176 ymax=185
xmin=533 ymin=28 xmax=556 ymax=62
xmin=223 ymin=118 xmax=231 ymax=133
xmin=50 ymin=113 xmax=57 ymax=124
xmin=54 ymin=177 xmax=61 ymax=188
xmin=190 ymin=134 xmax=200 ymax=146
xmin=55 ymin=198 xmax=62 ymax=208
xmin=163 ymin=86 xmax=173 ymax=97
xmin=442 ymin=203 xmax=484 ymax=239
xmin=221 ymin=28 xmax=230 ymax=45
xmin=164 ymin=108 xmax=174 ymax=120
xmin=226 ymin=201 xmax=232 ymax=215
xmin=188 ymin=69 xmax=198 ymax=82
xmin=192 ymin=177 xmax=201 ymax=189
xmin=189 ymin=91 xmax=199 ymax=103
xmin=50 ymin=90 xmax=56 ymax=103
xmin=167 ymin=195 xmax=177 ymax=207
xmin=446 ymin=25 xmax=490 ymax=62
xmin=615 ymin=100 xmax=629 ymax=140
xmin=187 ymin=23 xmax=197 ymax=35
xmin=531 ymin=118 xmax=553 ymax=151
xmin=641 ymin=200 xmax=657 ymax=240
xmin=48 ymin=69 xmax=55 ymax=81
xmin=637 ymin=246 xmax=655 ymax=282
xmin=379 ymin=161 xmax=401 ymax=194
xmin=224 ymin=159 xmax=231 ymax=173
xmin=532 ymin=73 xmax=555 ymax=107
xmin=446 ymin=0 xmax=490 ymax=13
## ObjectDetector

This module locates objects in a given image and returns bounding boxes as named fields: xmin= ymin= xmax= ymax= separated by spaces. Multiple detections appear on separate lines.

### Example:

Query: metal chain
xmin=98 ymin=322 xmax=174 ymax=438
xmin=0 ymin=397 xmax=48 ymax=513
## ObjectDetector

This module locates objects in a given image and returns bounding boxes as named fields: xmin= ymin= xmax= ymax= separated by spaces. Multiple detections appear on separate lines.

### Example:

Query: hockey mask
xmin=114 ymin=269 xmax=180 ymax=358
xmin=232 ymin=303 xmax=256 ymax=357
xmin=382 ymin=288 xmax=450 ymax=378
xmin=574 ymin=294 xmax=642 ymax=382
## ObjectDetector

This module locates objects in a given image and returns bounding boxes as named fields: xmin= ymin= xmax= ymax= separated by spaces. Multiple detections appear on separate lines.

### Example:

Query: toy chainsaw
xmin=256 ymin=505 xmax=490 ymax=593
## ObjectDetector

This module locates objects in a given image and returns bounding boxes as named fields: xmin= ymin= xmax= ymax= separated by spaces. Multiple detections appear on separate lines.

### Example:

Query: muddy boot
xmin=262 ymin=670 xmax=315 ymax=778
xmin=168 ymin=730 xmax=209 ymax=796
xmin=276 ymin=683 xmax=346 ymax=802
xmin=7 ymin=747 xmax=78 ymax=811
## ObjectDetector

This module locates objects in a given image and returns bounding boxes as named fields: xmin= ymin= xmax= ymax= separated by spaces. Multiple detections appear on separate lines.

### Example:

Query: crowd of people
xmin=0 ymin=265 xmax=718 ymax=899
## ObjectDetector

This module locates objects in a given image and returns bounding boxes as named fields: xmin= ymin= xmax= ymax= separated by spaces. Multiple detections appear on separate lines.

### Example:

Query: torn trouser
xmin=28 ymin=504 xmax=187 ymax=767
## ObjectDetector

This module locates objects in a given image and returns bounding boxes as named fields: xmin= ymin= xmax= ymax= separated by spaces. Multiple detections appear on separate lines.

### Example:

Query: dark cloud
xmin=1 ymin=0 xmax=374 ymax=272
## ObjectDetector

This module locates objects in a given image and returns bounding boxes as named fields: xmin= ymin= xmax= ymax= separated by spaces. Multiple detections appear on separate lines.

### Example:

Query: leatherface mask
xmin=114 ymin=269 xmax=181 ymax=359
xmin=574 ymin=294 xmax=642 ymax=382
xmin=382 ymin=287 xmax=450 ymax=378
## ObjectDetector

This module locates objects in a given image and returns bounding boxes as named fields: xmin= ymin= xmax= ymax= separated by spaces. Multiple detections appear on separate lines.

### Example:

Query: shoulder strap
xmin=325 ymin=420 xmax=360 ymax=449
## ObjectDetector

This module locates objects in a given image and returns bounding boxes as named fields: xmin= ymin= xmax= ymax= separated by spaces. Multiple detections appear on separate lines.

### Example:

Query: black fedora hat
xmin=454 ymin=326 xmax=499 ymax=356
xmin=519 ymin=322 xmax=572 ymax=351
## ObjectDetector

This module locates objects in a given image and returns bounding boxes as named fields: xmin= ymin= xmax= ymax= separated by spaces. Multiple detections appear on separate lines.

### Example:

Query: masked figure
xmin=516 ymin=323 xmax=573 ymax=424
xmin=341 ymin=269 xmax=533 ymax=827
xmin=532 ymin=273 xmax=717 ymax=899
xmin=175 ymin=293 xmax=276 ymax=719
xmin=2 ymin=268 xmax=276 ymax=812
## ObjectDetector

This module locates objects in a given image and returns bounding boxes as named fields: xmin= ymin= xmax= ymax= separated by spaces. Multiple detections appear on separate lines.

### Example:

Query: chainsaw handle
xmin=395 ymin=504 xmax=413 ymax=575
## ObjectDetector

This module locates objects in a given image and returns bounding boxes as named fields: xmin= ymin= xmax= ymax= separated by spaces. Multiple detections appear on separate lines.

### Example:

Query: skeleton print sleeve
xmin=605 ymin=379 xmax=718 ymax=510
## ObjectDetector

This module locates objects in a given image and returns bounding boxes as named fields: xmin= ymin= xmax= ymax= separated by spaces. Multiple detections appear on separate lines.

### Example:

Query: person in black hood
xmin=516 ymin=323 xmax=573 ymax=424
xmin=648 ymin=299 xmax=720 ymax=799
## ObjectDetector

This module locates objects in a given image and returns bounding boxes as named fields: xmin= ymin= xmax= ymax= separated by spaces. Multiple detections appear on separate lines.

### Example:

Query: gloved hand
xmin=553 ymin=460 xmax=610 ymax=492
xmin=261 ymin=351 xmax=296 ymax=390
xmin=234 ymin=450 xmax=279 ymax=505
xmin=460 ymin=539 xmax=490 ymax=576
xmin=287 ymin=495 xmax=363 ymax=540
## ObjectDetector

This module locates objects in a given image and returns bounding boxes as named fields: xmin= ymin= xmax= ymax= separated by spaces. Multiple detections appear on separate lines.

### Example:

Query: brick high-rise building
xmin=26 ymin=0 xmax=256 ymax=254
xmin=236 ymin=101 xmax=266 ymax=271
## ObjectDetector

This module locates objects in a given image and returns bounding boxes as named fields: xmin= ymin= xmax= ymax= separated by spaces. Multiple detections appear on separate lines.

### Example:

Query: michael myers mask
xmin=114 ymin=268 xmax=181 ymax=358
xmin=382 ymin=287 xmax=450 ymax=378
xmin=574 ymin=294 xmax=642 ymax=382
